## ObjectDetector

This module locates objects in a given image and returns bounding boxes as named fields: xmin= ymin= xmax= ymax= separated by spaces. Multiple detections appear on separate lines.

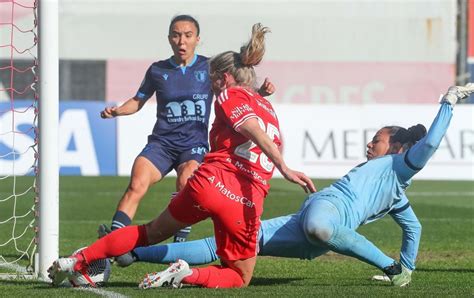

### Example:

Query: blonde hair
xmin=209 ymin=23 xmax=270 ymax=89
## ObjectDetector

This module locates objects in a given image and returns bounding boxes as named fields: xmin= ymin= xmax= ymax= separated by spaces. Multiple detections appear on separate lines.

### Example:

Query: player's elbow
xmin=422 ymin=141 xmax=438 ymax=152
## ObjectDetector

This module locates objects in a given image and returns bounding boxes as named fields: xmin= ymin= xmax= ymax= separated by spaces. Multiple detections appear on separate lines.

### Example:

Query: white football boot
xmin=47 ymin=256 xmax=81 ymax=286
xmin=371 ymin=274 xmax=391 ymax=282
xmin=138 ymin=259 xmax=192 ymax=289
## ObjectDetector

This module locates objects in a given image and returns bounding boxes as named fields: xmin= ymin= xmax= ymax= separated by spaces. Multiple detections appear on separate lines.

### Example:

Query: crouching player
xmin=117 ymin=83 xmax=474 ymax=288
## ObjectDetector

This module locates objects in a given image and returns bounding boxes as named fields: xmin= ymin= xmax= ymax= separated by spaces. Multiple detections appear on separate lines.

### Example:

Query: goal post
xmin=37 ymin=0 xmax=59 ymax=280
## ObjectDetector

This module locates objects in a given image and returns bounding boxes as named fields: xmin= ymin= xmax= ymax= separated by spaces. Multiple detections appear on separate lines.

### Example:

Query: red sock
xmin=81 ymin=225 xmax=148 ymax=265
xmin=183 ymin=265 xmax=244 ymax=288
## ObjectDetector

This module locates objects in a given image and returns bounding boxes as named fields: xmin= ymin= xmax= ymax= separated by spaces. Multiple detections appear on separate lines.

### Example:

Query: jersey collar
xmin=169 ymin=54 xmax=198 ymax=74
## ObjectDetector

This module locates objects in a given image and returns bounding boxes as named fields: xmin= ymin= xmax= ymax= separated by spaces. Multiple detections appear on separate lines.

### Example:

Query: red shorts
xmin=168 ymin=163 xmax=265 ymax=261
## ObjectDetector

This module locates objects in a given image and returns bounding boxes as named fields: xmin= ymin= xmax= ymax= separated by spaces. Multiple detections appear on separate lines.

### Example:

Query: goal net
xmin=0 ymin=0 xmax=58 ymax=280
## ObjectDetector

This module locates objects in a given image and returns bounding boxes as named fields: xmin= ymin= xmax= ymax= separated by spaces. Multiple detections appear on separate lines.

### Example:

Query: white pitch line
xmin=0 ymin=262 xmax=28 ymax=274
xmin=75 ymin=287 xmax=129 ymax=298
xmin=406 ymin=191 xmax=474 ymax=197
xmin=0 ymin=263 xmax=127 ymax=298
xmin=1 ymin=190 xmax=473 ymax=197
xmin=0 ymin=261 xmax=35 ymax=281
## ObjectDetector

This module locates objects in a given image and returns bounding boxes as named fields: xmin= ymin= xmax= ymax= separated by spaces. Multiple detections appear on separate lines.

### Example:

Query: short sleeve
xmin=135 ymin=66 xmax=155 ymax=101
xmin=215 ymin=88 xmax=258 ymax=130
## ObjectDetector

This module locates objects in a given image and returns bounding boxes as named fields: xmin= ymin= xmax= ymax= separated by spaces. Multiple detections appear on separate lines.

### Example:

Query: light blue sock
xmin=134 ymin=237 xmax=218 ymax=265
xmin=327 ymin=225 xmax=394 ymax=270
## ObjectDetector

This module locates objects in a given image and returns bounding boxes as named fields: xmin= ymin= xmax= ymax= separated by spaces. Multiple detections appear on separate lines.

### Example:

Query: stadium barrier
xmin=1 ymin=102 xmax=472 ymax=180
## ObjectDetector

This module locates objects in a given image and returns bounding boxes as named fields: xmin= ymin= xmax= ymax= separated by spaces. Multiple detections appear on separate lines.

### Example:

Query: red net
xmin=0 ymin=0 xmax=38 ymax=273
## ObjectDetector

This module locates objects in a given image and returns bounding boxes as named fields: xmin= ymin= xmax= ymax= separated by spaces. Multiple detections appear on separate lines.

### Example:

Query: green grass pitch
xmin=1 ymin=177 xmax=473 ymax=296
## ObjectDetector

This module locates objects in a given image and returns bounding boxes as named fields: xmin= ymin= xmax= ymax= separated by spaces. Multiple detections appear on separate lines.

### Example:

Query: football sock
xmin=173 ymin=226 xmax=192 ymax=242
xmin=134 ymin=237 xmax=218 ymax=265
xmin=383 ymin=262 xmax=402 ymax=276
xmin=82 ymin=225 xmax=149 ymax=264
xmin=111 ymin=210 xmax=131 ymax=231
xmin=183 ymin=265 xmax=244 ymax=288
xmin=326 ymin=225 xmax=394 ymax=270
xmin=170 ymin=191 xmax=192 ymax=242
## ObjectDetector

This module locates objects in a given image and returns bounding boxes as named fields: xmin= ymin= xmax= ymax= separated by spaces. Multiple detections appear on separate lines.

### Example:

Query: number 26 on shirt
xmin=234 ymin=117 xmax=280 ymax=172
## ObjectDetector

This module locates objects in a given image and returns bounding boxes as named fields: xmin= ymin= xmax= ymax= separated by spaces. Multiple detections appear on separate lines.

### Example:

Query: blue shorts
xmin=138 ymin=141 xmax=208 ymax=176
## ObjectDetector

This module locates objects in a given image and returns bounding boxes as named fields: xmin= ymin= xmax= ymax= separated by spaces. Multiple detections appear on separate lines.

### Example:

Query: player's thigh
xmin=136 ymin=142 xmax=175 ymax=183
xmin=184 ymin=164 xmax=264 ymax=260
xmin=221 ymin=256 xmax=257 ymax=287
xmin=175 ymin=145 xmax=207 ymax=169
xmin=259 ymin=214 xmax=328 ymax=259
xmin=175 ymin=146 xmax=207 ymax=188
xmin=300 ymin=197 xmax=342 ymax=242
xmin=210 ymin=194 xmax=263 ymax=262
xmin=167 ymin=174 xmax=212 ymax=225
xmin=130 ymin=156 xmax=163 ymax=187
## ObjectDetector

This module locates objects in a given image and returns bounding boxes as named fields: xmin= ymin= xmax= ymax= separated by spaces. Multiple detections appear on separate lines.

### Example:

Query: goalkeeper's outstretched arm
xmin=396 ymin=83 xmax=474 ymax=182
xmin=389 ymin=203 xmax=422 ymax=271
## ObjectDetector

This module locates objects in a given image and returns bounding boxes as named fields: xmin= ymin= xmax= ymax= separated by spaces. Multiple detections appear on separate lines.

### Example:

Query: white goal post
xmin=37 ymin=0 xmax=59 ymax=280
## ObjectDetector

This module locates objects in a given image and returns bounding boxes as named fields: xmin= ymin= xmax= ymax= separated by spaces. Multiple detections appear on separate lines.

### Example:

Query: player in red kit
xmin=168 ymin=86 xmax=282 ymax=262
xmin=48 ymin=23 xmax=316 ymax=289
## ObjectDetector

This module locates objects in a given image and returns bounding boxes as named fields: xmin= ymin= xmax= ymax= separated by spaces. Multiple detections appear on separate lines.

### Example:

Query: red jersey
xmin=205 ymin=87 xmax=281 ymax=193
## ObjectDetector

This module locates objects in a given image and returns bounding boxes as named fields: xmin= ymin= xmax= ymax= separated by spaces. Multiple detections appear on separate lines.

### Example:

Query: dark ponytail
xmin=384 ymin=124 xmax=427 ymax=152
xmin=407 ymin=124 xmax=427 ymax=144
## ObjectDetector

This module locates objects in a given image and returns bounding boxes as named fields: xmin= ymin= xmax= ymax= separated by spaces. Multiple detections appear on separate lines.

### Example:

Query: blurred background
xmin=1 ymin=0 xmax=473 ymax=180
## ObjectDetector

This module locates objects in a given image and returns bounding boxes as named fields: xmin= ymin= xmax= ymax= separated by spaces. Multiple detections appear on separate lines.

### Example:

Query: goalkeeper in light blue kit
xmin=118 ymin=84 xmax=474 ymax=287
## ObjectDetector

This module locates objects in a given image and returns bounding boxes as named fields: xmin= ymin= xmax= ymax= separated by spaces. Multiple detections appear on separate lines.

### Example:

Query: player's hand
xmin=441 ymin=83 xmax=474 ymax=106
xmin=281 ymin=168 xmax=316 ymax=193
xmin=258 ymin=77 xmax=275 ymax=97
xmin=100 ymin=106 xmax=118 ymax=119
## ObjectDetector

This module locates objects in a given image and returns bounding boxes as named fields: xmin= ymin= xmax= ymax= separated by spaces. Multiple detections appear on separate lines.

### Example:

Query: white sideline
xmin=75 ymin=287 xmax=129 ymax=298
xmin=1 ymin=190 xmax=473 ymax=197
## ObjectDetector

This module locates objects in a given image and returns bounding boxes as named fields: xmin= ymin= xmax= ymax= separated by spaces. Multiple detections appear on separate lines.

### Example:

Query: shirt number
xmin=234 ymin=117 xmax=280 ymax=172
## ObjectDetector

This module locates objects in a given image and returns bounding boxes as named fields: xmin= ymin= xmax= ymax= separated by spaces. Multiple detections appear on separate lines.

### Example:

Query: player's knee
xmin=304 ymin=220 xmax=334 ymax=244
xmin=143 ymin=221 xmax=163 ymax=244
xmin=176 ymin=176 xmax=188 ymax=191
xmin=240 ymin=272 xmax=253 ymax=287
xmin=412 ymin=221 xmax=422 ymax=234
xmin=176 ymin=163 xmax=198 ymax=190
xmin=127 ymin=179 xmax=148 ymax=198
